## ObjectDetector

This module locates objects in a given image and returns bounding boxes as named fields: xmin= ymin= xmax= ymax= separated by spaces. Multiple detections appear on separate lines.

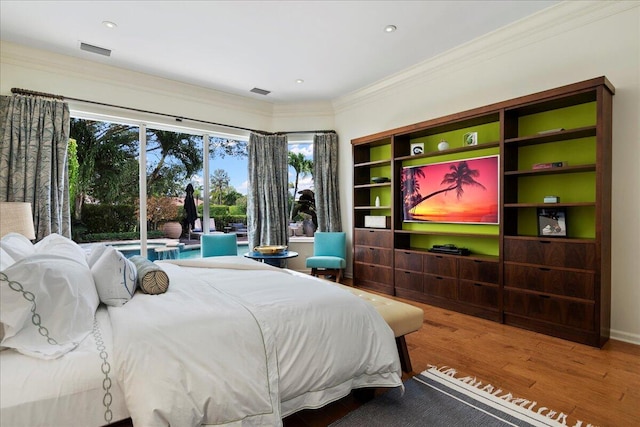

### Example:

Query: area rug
xmin=330 ymin=366 xmax=595 ymax=427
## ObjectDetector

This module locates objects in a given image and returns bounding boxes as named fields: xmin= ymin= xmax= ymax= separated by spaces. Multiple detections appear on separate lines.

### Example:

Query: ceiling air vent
xmin=80 ymin=42 xmax=112 ymax=57
xmin=250 ymin=87 xmax=271 ymax=96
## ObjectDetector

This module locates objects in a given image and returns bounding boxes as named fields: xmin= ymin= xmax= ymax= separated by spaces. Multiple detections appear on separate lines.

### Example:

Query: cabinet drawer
xmin=395 ymin=250 xmax=423 ymax=272
xmin=504 ymin=264 xmax=594 ymax=300
xmin=423 ymin=274 xmax=457 ymax=299
xmin=354 ymin=229 xmax=392 ymax=247
xmin=424 ymin=254 xmax=457 ymax=277
xmin=504 ymin=238 xmax=595 ymax=270
xmin=504 ymin=290 xmax=594 ymax=330
xmin=395 ymin=269 xmax=423 ymax=292
xmin=459 ymin=258 xmax=499 ymax=284
xmin=458 ymin=280 xmax=499 ymax=308
xmin=354 ymin=246 xmax=392 ymax=266
xmin=354 ymin=263 xmax=393 ymax=285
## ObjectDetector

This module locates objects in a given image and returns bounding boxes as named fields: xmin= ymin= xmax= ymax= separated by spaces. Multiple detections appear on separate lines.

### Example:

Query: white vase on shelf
xmin=375 ymin=196 xmax=380 ymax=207
xmin=437 ymin=140 xmax=449 ymax=151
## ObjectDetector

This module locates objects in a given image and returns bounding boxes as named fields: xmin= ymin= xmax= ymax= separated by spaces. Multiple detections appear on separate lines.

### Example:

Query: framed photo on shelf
xmin=410 ymin=142 xmax=424 ymax=156
xmin=537 ymin=207 xmax=567 ymax=237
xmin=463 ymin=132 xmax=478 ymax=146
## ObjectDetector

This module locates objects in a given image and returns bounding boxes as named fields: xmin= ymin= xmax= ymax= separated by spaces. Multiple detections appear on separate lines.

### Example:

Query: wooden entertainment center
xmin=351 ymin=77 xmax=614 ymax=347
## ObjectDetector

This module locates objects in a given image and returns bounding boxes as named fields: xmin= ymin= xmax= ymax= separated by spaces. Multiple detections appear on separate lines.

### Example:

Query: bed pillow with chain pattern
xmin=0 ymin=254 xmax=99 ymax=359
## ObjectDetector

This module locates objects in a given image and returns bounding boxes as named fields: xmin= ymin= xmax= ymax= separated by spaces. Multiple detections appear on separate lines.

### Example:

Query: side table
xmin=244 ymin=250 xmax=299 ymax=268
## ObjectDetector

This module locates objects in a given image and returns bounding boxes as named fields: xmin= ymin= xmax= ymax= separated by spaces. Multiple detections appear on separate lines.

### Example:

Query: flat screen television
xmin=401 ymin=155 xmax=499 ymax=224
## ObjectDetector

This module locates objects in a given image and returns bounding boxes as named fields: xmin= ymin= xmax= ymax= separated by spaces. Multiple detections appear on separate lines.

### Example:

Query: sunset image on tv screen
xmin=401 ymin=155 xmax=499 ymax=224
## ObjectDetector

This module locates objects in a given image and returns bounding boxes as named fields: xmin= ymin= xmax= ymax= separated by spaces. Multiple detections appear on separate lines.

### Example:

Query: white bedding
xmin=0 ymin=306 xmax=129 ymax=427
xmin=109 ymin=256 xmax=402 ymax=426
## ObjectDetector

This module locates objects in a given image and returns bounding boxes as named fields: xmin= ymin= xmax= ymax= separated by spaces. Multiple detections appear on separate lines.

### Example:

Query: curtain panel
xmin=0 ymin=94 xmax=71 ymax=240
xmin=313 ymin=133 xmax=342 ymax=232
xmin=247 ymin=133 xmax=289 ymax=248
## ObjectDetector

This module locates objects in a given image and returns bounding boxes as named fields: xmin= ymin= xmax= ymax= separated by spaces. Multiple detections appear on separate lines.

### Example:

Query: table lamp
xmin=0 ymin=202 xmax=36 ymax=240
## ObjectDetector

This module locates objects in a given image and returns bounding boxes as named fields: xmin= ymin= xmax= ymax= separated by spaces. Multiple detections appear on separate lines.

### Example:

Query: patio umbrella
xmin=183 ymin=184 xmax=198 ymax=237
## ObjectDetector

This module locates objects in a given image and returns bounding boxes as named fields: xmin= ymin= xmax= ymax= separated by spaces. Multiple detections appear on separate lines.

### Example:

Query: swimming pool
xmin=179 ymin=244 xmax=249 ymax=259
xmin=108 ymin=241 xmax=249 ymax=261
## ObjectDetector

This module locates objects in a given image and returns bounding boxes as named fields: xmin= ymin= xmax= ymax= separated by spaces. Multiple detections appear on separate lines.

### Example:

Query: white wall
xmin=1 ymin=1 xmax=637 ymax=343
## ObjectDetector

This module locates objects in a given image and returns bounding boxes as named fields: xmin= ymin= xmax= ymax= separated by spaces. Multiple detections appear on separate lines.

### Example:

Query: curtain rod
xmin=10 ymin=87 xmax=336 ymax=136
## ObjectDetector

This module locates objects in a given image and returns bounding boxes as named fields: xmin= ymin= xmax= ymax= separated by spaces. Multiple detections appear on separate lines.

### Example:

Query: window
xmin=288 ymin=140 xmax=315 ymax=236
xmin=68 ymin=116 xmax=248 ymax=257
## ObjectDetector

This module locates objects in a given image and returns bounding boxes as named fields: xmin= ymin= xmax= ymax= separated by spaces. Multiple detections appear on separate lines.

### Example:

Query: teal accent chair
xmin=201 ymin=233 xmax=237 ymax=257
xmin=306 ymin=232 xmax=346 ymax=282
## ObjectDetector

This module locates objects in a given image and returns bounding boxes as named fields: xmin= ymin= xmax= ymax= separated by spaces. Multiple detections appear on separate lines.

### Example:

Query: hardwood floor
xmin=284 ymin=280 xmax=640 ymax=427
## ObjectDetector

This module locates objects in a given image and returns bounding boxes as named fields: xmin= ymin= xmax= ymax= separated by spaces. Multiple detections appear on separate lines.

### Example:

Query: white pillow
xmin=87 ymin=243 xmax=108 ymax=267
xmin=0 ymin=254 xmax=99 ymax=359
xmin=1 ymin=247 xmax=16 ymax=270
xmin=34 ymin=233 xmax=88 ymax=267
xmin=91 ymin=246 xmax=137 ymax=307
xmin=0 ymin=232 xmax=35 ymax=262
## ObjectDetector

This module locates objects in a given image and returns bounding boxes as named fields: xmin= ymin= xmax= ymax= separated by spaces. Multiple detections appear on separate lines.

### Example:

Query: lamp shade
xmin=0 ymin=202 xmax=36 ymax=240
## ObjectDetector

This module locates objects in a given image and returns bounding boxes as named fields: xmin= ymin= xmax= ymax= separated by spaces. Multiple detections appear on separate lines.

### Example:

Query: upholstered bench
xmin=335 ymin=283 xmax=424 ymax=373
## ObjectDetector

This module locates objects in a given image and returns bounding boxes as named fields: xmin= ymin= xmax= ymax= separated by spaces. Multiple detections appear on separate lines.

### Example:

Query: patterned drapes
xmin=246 ymin=133 xmax=289 ymax=248
xmin=0 ymin=94 xmax=71 ymax=240
xmin=313 ymin=133 xmax=342 ymax=232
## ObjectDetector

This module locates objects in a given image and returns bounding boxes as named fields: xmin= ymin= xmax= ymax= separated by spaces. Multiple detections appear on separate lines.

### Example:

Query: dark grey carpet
xmin=330 ymin=371 xmax=544 ymax=427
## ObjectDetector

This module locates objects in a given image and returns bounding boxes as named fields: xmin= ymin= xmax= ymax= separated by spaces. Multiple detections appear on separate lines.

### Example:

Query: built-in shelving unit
xmin=351 ymin=77 xmax=614 ymax=347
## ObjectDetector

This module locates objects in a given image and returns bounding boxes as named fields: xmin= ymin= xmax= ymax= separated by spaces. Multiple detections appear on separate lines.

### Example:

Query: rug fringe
xmin=426 ymin=365 xmax=598 ymax=427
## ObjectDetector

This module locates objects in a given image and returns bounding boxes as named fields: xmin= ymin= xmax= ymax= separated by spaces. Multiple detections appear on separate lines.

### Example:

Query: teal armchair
xmin=306 ymin=232 xmax=346 ymax=282
xmin=201 ymin=233 xmax=237 ymax=257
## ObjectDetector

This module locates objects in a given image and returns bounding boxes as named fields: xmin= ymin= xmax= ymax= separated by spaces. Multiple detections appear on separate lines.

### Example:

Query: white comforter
xmin=108 ymin=256 xmax=402 ymax=426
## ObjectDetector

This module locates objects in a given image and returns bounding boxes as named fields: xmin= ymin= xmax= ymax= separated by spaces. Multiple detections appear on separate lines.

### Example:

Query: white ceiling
xmin=0 ymin=1 xmax=559 ymax=103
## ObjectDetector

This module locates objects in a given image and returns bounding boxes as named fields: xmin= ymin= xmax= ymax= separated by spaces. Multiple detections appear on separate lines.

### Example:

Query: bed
xmin=0 ymin=233 xmax=403 ymax=426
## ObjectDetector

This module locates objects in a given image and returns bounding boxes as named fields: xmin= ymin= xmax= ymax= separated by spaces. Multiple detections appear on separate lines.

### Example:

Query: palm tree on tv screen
xmin=401 ymin=166 xmax=425 ymax=220
xmin=405 ymin=161 xmax=486 ymax=215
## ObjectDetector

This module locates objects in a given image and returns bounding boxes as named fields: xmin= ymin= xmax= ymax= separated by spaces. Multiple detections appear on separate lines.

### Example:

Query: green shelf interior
xmin=407 ymin=233 xmax=499 ymax=257
xmin=516 ymin=172 xmax=596 ymax=203
xmin=518 ymin=102 xmax=596 ymax=136
xmin=369 ymin=144 xmax=391 ymax=162
xmin=516 ymin=137 xmax=596 ymax=170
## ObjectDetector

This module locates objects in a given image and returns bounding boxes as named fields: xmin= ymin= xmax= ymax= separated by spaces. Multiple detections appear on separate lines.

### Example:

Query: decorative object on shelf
xmin=532 ymin=161 xmax=567 ymax=170
xmin=410 ymin=142 xmax=424 ymax=155
xmin=401 ymin=155 xmax=499 ymax=224
xmin=371 ymin=176 xmax=390 ymax=183
xmin=437 ymin=140 xmax=449 ymax=151
xmin=364 ymin=215 xmax=390 ymax=228
xmin=463 ymin=132 xmax=478 ymax=146
xmin=537 ymin=128 xmax=565 ymax=134
xmin=543 ymin=195 xmax=559 ymax=203
xmin=375 ymin=196 xmax=381 ymax=207
xmin=537 ymin=208 xmax=567 ymax=237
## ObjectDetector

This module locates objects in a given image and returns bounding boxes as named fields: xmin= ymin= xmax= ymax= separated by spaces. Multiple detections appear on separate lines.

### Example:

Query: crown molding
xmin=0 ymin=41 xmax=275 ymax=119
xmin=332 ymin=0 xmax=638 ymax=114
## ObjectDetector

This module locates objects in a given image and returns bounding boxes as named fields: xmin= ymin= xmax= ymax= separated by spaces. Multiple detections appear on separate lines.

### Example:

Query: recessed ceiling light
xmin=102 ymin=21 xmax=117 ymax=29
xmin=296 ymin=79 xmax=304 ymax=84
xmin=384 ymin=25 xmax=397 ymax=33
